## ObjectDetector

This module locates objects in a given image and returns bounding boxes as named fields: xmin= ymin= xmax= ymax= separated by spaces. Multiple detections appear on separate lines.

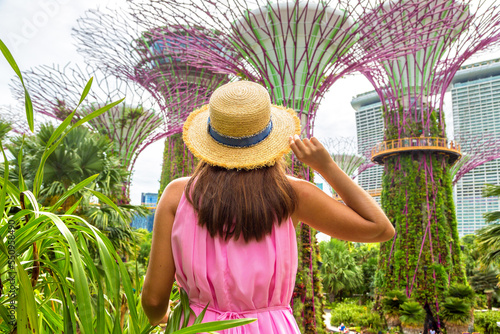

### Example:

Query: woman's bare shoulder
xmin=158 ymin=177 xmax=191 ymax=213
xmin=286 ymin=174 xmax=317 ymax=194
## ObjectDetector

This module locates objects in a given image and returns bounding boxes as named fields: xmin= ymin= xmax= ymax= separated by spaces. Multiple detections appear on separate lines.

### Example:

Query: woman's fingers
xmin=290 ymin=135 xmax=305 ymax=155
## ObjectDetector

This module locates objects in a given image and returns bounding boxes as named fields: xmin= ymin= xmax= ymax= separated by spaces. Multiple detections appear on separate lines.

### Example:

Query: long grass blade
xmin=72 ymin=98 xmax=125 ymax=129
xmin=15 ymin=257 xmax=40 ymax=334
xmin=85 ymin=188 xmax=126 ymax=221
xmin=78 ymin=77 xmax=93 ymax=106
xmin=172 ymin=319 xmax=257 ymax=334
xmin=0 ymin=39 xmax=34 ymax=131
xmin=48 ymin=174 xmax=99 ymax=212
xmin=16 ymin=137 xmax=27 ymax=192
xmin=0 ymin=145 xmax=9 ymax=220
xmin=43 ymin=212 xmax=93 ymax=334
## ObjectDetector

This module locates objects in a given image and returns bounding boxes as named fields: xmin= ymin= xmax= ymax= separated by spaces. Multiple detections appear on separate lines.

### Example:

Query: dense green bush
xmin=381 ymin=290 xmax=408 ymax=316
xmin=440 ymin=297 xmax=472 ymax=325
xmin=448 ymin=283 xmax=475 ymax=301
xmin=330 ymin=303 xmax=385 ymax=332
xmin=474 ymin=310 xmax=500 ymax=333
xmin=399 ymin=301 xmax=425 ymax=326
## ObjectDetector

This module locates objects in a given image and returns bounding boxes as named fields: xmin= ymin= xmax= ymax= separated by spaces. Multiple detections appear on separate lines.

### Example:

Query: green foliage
xmin=474 ymin=310 xmax=500 ymax=333
xmin=329 ymin=303 xmax=385 ymax=331
xmin=399 ymin=301 xmax=425 ymax=326
xmin=461 ymin=234 xmax=480 ymax=277
xmin=0 ymin=120 xmax=12 ymax=142
xmin=293 ymin=224 xmax=327 ymax=333
xmin=7 ymin=123 xmax=128 ymax=203
xmin=439 ymin=297 xmax=472 ymax=325
xmin=137 ymin=230 xmax=153 ymax=266
xmin=159 ymin=134 xmax=197 ymax=197
xmin=319 ymin=239 xmax=363 ymax=300
xmin=448 ymin=283 xmax=475 ymax=301
xmin=475 ymin=184 xmax=500 ymax=266
xmin=381 ymin=290 xmax=408 ymax=316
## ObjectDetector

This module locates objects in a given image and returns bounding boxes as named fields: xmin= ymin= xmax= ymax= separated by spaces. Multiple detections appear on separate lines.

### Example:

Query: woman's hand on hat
xmin=289 ymin=134 xmax=333 ymax=172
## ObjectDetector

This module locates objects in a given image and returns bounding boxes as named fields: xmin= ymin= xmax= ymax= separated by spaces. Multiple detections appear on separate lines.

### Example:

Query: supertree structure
xmin=130 ymin=0 xmax=449 ymax=331
xmin=10 ymin=63 xmax=165 ymax=204
xmin=358 ymin=0 xmax=500 ymax=331
xmin=322 ymin=137 xmax=374 ymax=179
xmin=321 ymin=137 xmax=375 ymax=201
xmin=0 ymin=105 xmax=39 ymax=136
xmin=450 ymin=133 xmax=500 ymax=185
xmin=72 ymin=8 xmax=231 ymax=196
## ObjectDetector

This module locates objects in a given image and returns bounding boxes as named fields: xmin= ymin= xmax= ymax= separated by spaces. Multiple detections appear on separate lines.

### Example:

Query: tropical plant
xmin=476 ymin=184 xmax=500 ymax=265
xmin=448 ymin=283 xmax=475 ymax=301
xmin=399 ymin=301 xmax=425 ymax=326
xmin=0 ymin=38 xmax=254 ymax=334
xmin=380 ymin=290 xmax=408 ymax=316
xmin=461 ymin=234 xmax=480 ymax=278
xmin=352 ymin=243 xmax=379 ymax=298
xmin=469 ymin=268 xmax=500 ymax=297
xmin=6 ymin=123 xmax=128 ymax=206
xmin=439 ymin=297 xmax=472 ymax=325
xmin=319 ymin=239 xmax=363 ymax=301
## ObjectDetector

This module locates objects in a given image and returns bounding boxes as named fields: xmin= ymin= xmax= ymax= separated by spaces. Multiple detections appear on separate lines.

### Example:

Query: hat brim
xmin=183 ymin=104 xmax=301 ymax=169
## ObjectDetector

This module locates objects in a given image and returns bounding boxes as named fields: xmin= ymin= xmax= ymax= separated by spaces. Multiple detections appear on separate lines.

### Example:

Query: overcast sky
xmin=1 ymin=0 xmax=499 ymax=204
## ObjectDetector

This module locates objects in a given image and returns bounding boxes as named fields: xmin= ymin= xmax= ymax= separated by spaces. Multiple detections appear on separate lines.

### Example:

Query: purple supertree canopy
xmin=131 ymin=0 xmax=443 ymax=138
xmin=450 ymin=133 xmax=500 ymax=185
xmin=73 ymin=8 xmax=231 ymax=134
xmin=9 ymin=63 xmax=166 ymax=176
xmin=359 ymin=0 xmax=500 ymax=138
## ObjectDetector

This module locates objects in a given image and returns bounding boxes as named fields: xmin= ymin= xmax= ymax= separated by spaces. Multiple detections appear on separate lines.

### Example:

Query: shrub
xmin=448 ymin=283 xmax=475 ymax=301
xmin=381 ymin=290 xmax=408 ymax=316
xmin=399 ymin=301 xmax=425 ymax=326
xmin=475 ymin=294 xmax=487 ymax=309
xmin=330 ymin=303 xmax=364 ymax=326
xmin=474 ymin=310 xmax=500 ymax=333
xmin=330 ymin=303 xmax=384 ymax=331
xmin=439 ymin=297 xmax=472 ymax=325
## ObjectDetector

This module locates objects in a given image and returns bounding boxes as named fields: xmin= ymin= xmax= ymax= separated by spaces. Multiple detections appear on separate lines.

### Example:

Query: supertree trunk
xmin=380 ymin=153 xmax=465 ymax=328
xmin=357 ymin=1 xmax=500 ymax=330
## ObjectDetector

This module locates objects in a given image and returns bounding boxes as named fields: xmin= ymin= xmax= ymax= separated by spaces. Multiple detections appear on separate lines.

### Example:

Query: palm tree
xmin=319 ymin=239 xmax=363 ymax=301
xmin=475 ymin=184 xmax=500 ymax=266
xmin=5 ymin=123 xmax=150 ymax=258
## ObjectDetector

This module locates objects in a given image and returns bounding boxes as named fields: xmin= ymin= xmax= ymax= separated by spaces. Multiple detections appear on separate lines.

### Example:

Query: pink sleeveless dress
xmin=171 ymin=191 xmax=301 ymax=333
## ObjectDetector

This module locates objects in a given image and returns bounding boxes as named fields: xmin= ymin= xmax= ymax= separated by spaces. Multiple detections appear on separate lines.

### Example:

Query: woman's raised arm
xmin=288 ymin=135 xmax=394 ymax=243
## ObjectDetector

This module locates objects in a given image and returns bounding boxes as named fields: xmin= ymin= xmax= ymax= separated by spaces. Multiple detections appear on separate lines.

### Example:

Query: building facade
xmin=131 ymin=192 xmax=159 ymax=232
xmin=451 ymin=58 xmax=500 ymax=236
xmin=352 ymin=58 xmax=500 ymax=236
xmin=351 ymin=91 xmax=384 ymax=204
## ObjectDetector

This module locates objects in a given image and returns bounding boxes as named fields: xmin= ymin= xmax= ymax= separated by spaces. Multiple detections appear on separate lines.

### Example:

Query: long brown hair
xmin=184 ymin=160 xmax=297 ymax=242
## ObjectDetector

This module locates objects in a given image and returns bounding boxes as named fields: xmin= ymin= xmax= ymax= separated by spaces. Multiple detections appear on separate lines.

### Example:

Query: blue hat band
xmin=207 ymin=117 xmax=273 ymax=148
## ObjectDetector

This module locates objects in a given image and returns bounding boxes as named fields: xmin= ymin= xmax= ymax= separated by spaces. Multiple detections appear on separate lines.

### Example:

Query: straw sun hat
xmin=182 ymin=81 xmax=301 ymax=170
